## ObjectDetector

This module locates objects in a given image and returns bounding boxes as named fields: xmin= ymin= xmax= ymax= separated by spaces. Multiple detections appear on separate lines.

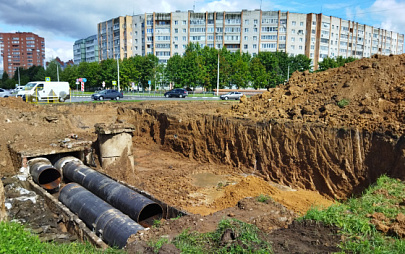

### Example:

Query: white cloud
xmin=369 ymin=0 xmax=405 ymax=32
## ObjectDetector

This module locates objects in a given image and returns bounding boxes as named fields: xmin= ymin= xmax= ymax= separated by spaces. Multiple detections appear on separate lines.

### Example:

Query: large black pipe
xmin=59 ymin=183 xmax=144 ymax=248
xmin=28 ymin=158 xmax=61 ymax=191
xmin=61 ymin=160 xmax=162 ymax=226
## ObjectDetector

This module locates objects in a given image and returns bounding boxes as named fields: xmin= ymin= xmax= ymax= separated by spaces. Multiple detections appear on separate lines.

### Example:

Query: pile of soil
xmin=229 ymin=54 xmax=405 ymax=134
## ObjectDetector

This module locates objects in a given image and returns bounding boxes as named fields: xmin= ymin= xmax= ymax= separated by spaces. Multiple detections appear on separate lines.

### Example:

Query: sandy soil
xmin=1 ymin=54 xmax=405 ymax=252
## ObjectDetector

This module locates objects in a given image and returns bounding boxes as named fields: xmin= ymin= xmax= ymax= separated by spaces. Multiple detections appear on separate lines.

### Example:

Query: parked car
xmin=0 ymin=88 xmax=12 ymax=98
xmin=220 ymin=92 xmax=243 ymax=100
xmin=164 ymin=88 xmax=188 ymax=98
xmin=91 ymin=89 xmax=123 ymax=100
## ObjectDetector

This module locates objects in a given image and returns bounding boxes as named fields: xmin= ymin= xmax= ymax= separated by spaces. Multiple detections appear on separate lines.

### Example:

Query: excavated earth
xmin=1 ymin=53 xmax=405 ymax=253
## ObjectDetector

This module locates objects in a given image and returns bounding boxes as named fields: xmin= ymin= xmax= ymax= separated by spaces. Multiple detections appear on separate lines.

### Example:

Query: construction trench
xmin=6 ymin=122 xmax=185 ymax=249
xmin=1 ymin=54 xmax=405 ymax=252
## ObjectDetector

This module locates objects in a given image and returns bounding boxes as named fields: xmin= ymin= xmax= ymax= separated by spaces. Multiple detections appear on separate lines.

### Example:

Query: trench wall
xmin=121 ymin=107 xmax=405 ymax=199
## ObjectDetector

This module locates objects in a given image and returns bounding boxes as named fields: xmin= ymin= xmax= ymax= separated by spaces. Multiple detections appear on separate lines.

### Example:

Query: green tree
xmin=166 ymin=54 xmax=184 ymax=88
xmin=250 ymin=57 xmax=268 ymax=89
xmin=231 ymin=57 xmax=250 ymax=88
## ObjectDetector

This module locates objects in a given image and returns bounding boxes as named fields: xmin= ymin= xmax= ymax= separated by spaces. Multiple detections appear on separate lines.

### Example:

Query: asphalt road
xmin=70 ymin=95 xmax=221 ymax=103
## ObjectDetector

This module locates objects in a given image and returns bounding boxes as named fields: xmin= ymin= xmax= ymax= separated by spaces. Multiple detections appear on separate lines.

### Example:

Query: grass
xmin=337 ymin=98 xmax=350 ymax=108
xmin=257 ymin=194 xmax=272 ymax=203
xmin=148 ymin=218 xmax=272 ymax=253
xmin=300 ymin=175 xmax=405 ymax=253
xmin=0 ymin=221 xmax=122 ymax=254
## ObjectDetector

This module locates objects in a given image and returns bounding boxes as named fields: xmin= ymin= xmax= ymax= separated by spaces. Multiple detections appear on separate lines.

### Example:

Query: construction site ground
xmin=1 ymin=54 xmax=405 ymax=253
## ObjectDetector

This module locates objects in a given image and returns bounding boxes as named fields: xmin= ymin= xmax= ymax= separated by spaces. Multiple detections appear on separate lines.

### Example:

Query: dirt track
xmin=1 ymin=54 xmax=405 ymax=252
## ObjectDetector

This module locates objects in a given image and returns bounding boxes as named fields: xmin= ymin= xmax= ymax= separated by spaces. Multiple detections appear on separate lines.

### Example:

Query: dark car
xmin=220 ymin=92 xmax=243 ymax=100
xmin=91 ymin=89 xmax=123 ymax=100
xmin=164 ymin=88 xmax=188 ymax=98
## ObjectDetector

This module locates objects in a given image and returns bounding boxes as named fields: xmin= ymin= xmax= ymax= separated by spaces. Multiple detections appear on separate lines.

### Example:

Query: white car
xmin=220 ymin=92 xmax=243 ymax=100
xmin=0 ymin=88 xmax=12 ymax=98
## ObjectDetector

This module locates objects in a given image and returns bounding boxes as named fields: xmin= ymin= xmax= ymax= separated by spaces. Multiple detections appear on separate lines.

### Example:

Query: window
xmin=279 ymin=35 xmax=286 ymax=41
xmin=244 ymin=19 xmax=249 ymax=25
xmin=299 ymin=38 xmax=303 ymax=42
xmin=292 ymin=29 xmax=296 ymax=34
xmin=291 ymin=45 xmax=295 ymax=49
xmin=244 ymin=44 xmax=248 ymax=49
xmin=244 ymin=36 xmax=248 ymax=41
xmin=182 ymin=36 xmax=187 ymax=41
xmin=175 ymin=28 xmax=178 ymax=33
xmin=262 ymin=35 xmax=277 ymax=40
xmin=262 ymin=43 xmax=276 ymax=49
xmin=292 ymin=21 xmax=296 ymax=26
xmin=253 ymin=44 xmax=257 ymax=49
xmin=253 ymin=36 xmax=257 ymax=41
xmin=291 ymin=37 xmax=295 ymax=42
xmin=244 ymin=28 xmax=249 ymax=32
xmin=254 ymin=28 xmax=258 ymax=32
xmin=174 ymin=20 xmax=178 ymax=25
xmin=299 ymin=45 xmax=303 ymax=50
xmin=300 ymin=22 xmax=304 ymax=26
xmin=174 ymin=36 xmax=178 ymax=41
xmin=254 ymin=19 xmax=258 ymax=24
xmin=182 ymin=20 xmax=187 ymax=25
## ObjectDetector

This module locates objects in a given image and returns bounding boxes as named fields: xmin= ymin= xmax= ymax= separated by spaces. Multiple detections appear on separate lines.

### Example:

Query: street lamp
xmin=107 ymin=49 xmax=120 ymax=92
xmin=216 ymin=52 xmax=219 ymax=96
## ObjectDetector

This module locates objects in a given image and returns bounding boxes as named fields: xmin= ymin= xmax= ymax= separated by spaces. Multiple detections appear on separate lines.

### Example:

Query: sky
xmin=1 ymin=0 xmax=405 ymax=67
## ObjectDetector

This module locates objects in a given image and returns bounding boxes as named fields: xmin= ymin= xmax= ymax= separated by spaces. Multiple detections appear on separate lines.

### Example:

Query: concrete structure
xmin=0 ymin=32 xmax=45 ymax=77
xmin=94 ymin=123 xmax=135 ymax=171
xmin=73 ymin=35 xmax=99 ymax=64
xmin=97 ymin=10 xmax=404 ymax=68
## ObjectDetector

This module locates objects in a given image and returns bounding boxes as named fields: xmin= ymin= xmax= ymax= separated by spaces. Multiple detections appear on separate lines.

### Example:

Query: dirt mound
xmin=229 ymin=54 xmax=405 ymax=134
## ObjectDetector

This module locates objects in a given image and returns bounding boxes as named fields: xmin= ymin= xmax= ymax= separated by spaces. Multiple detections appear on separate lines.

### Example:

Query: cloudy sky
xmin=0 ymin=0 xmax=405 ymax=66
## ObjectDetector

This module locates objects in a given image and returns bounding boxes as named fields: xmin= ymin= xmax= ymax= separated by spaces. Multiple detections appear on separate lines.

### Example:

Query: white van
xmin=17 ymin=81 xmax=70 ymax=102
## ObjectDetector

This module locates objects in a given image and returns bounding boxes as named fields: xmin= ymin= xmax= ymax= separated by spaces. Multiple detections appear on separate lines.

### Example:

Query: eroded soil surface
xmin=1 ymin=54 xmax=405 ymax=252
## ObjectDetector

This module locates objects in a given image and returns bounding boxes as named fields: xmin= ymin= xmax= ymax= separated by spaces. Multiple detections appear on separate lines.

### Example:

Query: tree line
xmin=0 ymin=43 xmax=356 ymax=91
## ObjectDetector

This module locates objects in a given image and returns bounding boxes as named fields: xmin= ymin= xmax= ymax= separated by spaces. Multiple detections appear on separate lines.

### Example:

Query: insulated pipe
xmin=28 ymin=158 xmax=61 ymax=191
xmin=59 ymin=183 xmax=144 ymax=248
xmin=53 ymin=156 xmax=83 ymax=177
xmin=62 ymin=160 xmax=163 ymax=226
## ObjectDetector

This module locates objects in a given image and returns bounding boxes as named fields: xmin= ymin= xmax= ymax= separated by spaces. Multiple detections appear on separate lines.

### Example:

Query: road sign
xmin=78 ymin=78 xmax=83 ymax=82
xmin=81 ymin=82 xmax=84 ymax=92
xmin=82 ymin=78 xmax=87 ymax=82
xmin=45 ymin=77 xmax=51 ymax=82
xmin=112 ymin=81 xmax=117 ymax=85
xmin=102 ymin=81 xmax=105 ymax=88
xmin=148 ymin=80 xmax=151 ymax=85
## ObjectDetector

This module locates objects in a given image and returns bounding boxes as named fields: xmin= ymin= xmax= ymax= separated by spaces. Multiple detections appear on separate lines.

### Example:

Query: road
xmin=70 ymin=95 xmax=222 ymax=103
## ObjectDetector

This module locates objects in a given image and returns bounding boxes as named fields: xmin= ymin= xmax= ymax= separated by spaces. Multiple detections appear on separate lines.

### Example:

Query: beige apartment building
xmin=97 ymin=10 xmax=404 ymax=69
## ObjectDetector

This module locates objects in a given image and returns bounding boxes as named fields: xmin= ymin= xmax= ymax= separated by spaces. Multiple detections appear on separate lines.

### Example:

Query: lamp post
xmin=117 ymin=55 xmax=120 ymax=92
xmin=17 ymin=66 xmax=20 ymax=86
xmin=216 ymin=52 xmax=219 ymax=96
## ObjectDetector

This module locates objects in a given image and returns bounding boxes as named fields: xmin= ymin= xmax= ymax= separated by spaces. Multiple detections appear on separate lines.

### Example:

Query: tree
xmin=250 ymin=57 xmax=268 ymax=89
xmin=231 ymin=57 xmax=250 ymax=89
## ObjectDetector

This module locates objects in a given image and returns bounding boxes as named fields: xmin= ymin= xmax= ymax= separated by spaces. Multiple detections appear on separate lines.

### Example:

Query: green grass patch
xmin=257 ymin=194 xmax=272 ymax=203
xmin=0 ymin=221 xmax=122 ymax=254
xmin=300 ymin=175 xmax=405 ymax=253
xmin=337 ymin=98 xmax=350 ymax=108
xmin=148 ymin=218 xmax=272 ymax=253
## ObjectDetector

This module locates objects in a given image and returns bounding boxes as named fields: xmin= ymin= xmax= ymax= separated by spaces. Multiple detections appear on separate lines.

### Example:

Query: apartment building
xmin=73 ymin=35 xmax=99 ymax=64
xmin=98 ymin=16 xmax=133 ymax=61
xmin=0 ymin=32 xmax=45 ymax=77
xmin=97 ymin=10 xmax=404 ymax=68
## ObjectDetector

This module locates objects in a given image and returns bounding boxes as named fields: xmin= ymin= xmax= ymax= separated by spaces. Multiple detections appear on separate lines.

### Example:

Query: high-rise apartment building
xmin=0 ymin=32 xmax=45 ymax=77
xmin=97 ymin=10 xmax=404 ymax=69
xmin=73 ymin=35 xmax=99 ymax=64
xmin=98 ymin=16 xmax=133 ymax=61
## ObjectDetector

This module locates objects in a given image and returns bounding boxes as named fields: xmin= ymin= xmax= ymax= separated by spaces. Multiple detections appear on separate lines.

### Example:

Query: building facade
xmin=73 ymin=35 xmax=99 ymax=64
xmin=98 ymin=16 xmax=133 ymax=61
xmin=97 ymin=10 xmax=404 ymax=68
xmin=0 ymin=32 xmax=45 ymax=77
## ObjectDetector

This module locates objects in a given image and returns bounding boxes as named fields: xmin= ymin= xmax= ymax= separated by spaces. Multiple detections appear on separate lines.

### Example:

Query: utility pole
xmin=57 ymin=65 xmax=59 ymax=82
xmin=17 ymin=67 xmax=20 ymax=86
xmin=216 ymin=52 xmax=219 ymax=96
